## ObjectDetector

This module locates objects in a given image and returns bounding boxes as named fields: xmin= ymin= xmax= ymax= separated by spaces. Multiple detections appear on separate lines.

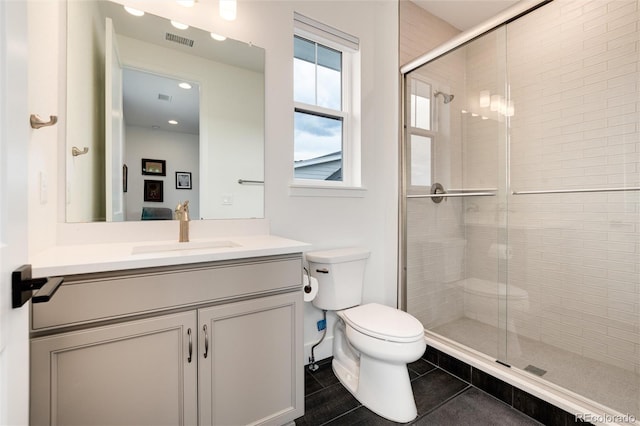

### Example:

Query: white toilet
xmin=306 ymin=247 xmax=426 ymax=423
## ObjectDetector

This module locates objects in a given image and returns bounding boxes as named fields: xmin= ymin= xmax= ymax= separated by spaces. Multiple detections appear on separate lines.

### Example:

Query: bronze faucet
xmin=175 ymin=200 xmax=190 ymax=242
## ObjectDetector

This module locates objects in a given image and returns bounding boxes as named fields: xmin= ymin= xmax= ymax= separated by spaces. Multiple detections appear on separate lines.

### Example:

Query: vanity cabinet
xmin=30 ymin=254 xmax=304 ymax=426
xmin=30 ymin=311 xmax=198 ymax=425
xmin=198 ymin=293 xmax=300 ymax=426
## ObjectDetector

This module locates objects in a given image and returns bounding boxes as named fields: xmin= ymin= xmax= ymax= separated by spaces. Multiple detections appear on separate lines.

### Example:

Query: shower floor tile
xmin=432 ymin=317 xmax=640 ymax=419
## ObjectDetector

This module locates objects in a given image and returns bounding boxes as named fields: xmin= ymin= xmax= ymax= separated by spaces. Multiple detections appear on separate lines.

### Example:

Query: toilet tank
xmin=306 ymin=247 xmax=370 ymax=310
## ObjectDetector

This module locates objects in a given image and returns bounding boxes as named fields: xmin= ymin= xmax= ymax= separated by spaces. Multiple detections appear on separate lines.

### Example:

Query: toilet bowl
xmin=334 ymin=303 xmax=426 ymax=422
xmin=306 ymin=248 xmax=426 ymax=423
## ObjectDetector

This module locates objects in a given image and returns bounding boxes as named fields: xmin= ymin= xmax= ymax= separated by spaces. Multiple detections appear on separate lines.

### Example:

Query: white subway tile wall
xmin=506 ymin=0 xmax=639 ymax=374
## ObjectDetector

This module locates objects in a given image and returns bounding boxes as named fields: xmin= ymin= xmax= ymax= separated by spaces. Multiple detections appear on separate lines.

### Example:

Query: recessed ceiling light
xmin=168 ymin=120 xmax=179 ymax=125
xmin=210 ymin=33 xmax=226 ymax=41
xmin=171 ymin=20 xmax=189 ymax=30
xmin=124 ymin=6 xmax=144 ymax=16
xmin=178 ymin=82 xmax=192 ymax=90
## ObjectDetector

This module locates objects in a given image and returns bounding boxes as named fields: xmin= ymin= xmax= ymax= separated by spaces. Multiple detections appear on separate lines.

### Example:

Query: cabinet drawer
xmin=32 ymin=255 xmax=302 ymax=332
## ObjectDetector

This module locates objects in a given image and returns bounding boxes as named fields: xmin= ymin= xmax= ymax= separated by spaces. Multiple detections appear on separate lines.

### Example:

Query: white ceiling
xmin=412 ymin=0 xmax=521 ymax=31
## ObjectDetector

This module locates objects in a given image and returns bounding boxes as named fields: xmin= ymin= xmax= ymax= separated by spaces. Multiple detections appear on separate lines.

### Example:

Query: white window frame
xmin=292 ymin=13 xmax=362 ymax=192
xmin=405 ymin=76 xmax=436 ymax=194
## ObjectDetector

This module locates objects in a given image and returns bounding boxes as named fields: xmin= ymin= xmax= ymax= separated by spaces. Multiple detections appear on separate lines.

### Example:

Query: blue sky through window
xmin=294 ymin=36 xmax=343 ymax=162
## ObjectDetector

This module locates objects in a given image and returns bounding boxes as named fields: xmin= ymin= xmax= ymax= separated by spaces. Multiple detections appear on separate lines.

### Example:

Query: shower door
xmin=403 ymin=26 xmax=511 ymax=362
xmin=402 ymin=0 xmax=640 ymax=419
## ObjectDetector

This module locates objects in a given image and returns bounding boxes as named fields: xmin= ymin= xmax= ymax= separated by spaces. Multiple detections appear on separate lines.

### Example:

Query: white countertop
xmin=30 ymin=234 xmax=310 ymax=277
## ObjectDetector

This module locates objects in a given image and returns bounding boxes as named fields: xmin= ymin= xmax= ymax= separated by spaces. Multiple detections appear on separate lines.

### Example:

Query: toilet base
xmin=332 ymin=319 xmax=422 ymax=423
xmin=333 ymin=355 xmax=419 ymax=423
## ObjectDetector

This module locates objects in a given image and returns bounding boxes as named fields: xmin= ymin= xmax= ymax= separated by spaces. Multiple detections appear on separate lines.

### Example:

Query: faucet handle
xmin=182 ymin=200 xmax=190 ymax=221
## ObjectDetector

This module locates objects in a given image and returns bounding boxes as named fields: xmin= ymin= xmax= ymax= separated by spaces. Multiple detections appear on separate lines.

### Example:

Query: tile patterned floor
xmin=295 ymin=355 xmax=542 ymax=425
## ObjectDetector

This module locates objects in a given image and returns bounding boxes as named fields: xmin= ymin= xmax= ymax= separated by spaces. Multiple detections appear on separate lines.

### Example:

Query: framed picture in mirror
xmin=142 ymin=158 xmax=166 ymax=176
xmin=144 ymin=180 xmax=163 ymax=202
xmin=176 ymin=172 xmax=192 ymax=189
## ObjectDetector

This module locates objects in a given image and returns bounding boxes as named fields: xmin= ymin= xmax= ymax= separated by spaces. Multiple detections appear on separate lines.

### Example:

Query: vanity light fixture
xmin=179 ymin=82 xmax=192 ymax=89
xmin=168 ymin=120 xmax=179 ymax=125
xmin=124 ymin=6 xmax=144 ymax=16
xmin=211 ymin=33 xmax=227 ymax=41
xmin=171 ymin=20 xmax=189 ymax=30
xmin=219 ymin=0 xmax=237 ymax=21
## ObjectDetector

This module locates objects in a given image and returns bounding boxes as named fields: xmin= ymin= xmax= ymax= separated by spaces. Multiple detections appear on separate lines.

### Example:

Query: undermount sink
xmin=131 ymin=240 xmax=241 ymax=255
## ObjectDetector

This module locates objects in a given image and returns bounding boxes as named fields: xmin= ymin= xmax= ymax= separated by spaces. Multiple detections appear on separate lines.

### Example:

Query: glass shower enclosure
xmin=401 ymin=0 xmax=639 ymax=419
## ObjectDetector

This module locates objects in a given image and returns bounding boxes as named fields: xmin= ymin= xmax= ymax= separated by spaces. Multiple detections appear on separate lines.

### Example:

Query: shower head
xmin=434 ymin=91 xmax=455 ymax=104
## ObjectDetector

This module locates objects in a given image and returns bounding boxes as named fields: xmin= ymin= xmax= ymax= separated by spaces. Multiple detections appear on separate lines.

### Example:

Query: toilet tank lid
xmin=305 ymin=247 xmax=370 ymax=263
xmin=343 ymin=303 xmax=424 ymax=342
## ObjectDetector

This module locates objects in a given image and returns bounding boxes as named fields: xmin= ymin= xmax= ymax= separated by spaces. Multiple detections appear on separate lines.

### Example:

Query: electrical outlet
xmin=317 ymin=319 xmax=326 ymax=331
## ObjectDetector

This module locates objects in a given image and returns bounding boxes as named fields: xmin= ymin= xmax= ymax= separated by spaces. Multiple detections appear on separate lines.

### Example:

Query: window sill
xmin=289 ymin=183 xmax=367 ymax=198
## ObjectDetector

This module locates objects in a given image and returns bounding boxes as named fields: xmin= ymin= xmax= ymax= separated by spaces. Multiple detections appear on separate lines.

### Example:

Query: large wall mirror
xmin=65 ymin=0 xmax=265 ymax=223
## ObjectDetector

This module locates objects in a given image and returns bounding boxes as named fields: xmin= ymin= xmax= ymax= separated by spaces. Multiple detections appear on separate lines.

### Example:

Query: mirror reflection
xmin=65 ymin=0 xmax=265 ymax=223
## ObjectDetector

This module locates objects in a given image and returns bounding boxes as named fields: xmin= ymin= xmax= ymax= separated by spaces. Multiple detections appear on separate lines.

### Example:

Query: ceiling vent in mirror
xmin=158 ymin=94 xmax=172 ymax=102
xmin=165 ymin=33 xmax=195 ymax=47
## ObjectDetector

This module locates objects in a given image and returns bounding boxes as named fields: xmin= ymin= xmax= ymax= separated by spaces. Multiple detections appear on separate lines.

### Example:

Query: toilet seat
xmin=342 ymin=303 xmax=424 ymax=343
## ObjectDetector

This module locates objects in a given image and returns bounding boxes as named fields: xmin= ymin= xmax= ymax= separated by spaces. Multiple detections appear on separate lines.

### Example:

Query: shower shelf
xmin=512 ymin=186 xmax=640 ymax=195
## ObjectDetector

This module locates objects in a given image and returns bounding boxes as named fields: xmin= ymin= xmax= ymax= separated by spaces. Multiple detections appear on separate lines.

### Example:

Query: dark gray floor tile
xmin=411 ymin=369 xmax=469 ymax=415
xmin=513 ymin=388 xmax=581 ymax=426
xmin=471 ymin=368 xmax=513 ymax=405
xmin=424 ymin=346 xmax=439 ymax=365
xmin=304 ymin=369 xmax=324 ymax=396
xmin=408 ymin=358 xmax=437 ymax=377
xmin=307 ymin=359 xmax=340 ymax=388
xmin=416 ymin=387 xmax=541 ymax=426
xmin=437 ymin=351 xmax=472 ymax=382
xmin=325 ymin=406 xmax=402 ymax=426
xmin=295 ymin=383 xmax=360 ymax=426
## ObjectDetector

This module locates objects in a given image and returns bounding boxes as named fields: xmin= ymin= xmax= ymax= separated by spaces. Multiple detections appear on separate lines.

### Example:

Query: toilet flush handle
xmin=315 ymin=268 xmax=329 ymax=274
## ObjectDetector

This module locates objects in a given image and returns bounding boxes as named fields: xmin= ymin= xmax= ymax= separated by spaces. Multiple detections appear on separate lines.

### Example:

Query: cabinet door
xmin=198 ymin=292 xmax=303 ymax=426
xmin=31 ymin=311 xmax=198 ymax=426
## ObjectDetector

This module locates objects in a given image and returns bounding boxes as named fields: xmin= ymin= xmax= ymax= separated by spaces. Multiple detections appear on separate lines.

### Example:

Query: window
xmin=406 ymin=78 xmax=434 ymax=188
xmin=293 ymin=13 xmax=360 ymax=186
